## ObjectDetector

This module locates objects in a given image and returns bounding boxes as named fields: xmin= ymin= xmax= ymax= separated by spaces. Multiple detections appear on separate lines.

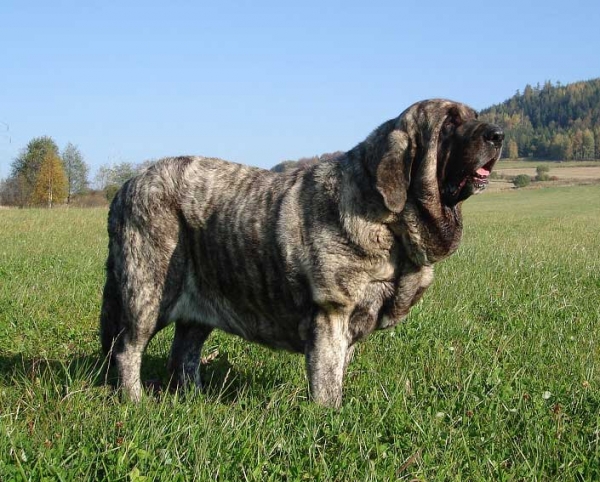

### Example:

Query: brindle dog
xmin=100 ymin=99 xmax=503 ymax=407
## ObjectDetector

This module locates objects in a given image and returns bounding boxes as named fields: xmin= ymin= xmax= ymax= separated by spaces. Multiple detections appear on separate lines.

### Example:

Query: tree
xmin=572 ymin=130 xmax=584 ymax=160
xmin=11 ymin=136 xmax=60 ymax=183
xmin=93 ymin=160 xmax=156 ymax=201
xmin=30 ymin=151 xmax=68 ymax=207
xmin=0 ymin=174 xmax=29 ymax=207
xmin=93 ymin=161 xmax=142 ymax=190
xmin=93 ymin=165 xmax=114 ymax=191
xmin=104 ymin=184 xmax=121 ymax=203
xmin=62 ymin=143 xmax=89 ymax=204
xmin=506 ymin=139 xmax=519 ymax=159
xmin=594 ymin=126 xmax=600 ymax=159
xmin=582 ymin=129 xmax=595 ymax=159
xmin=549 ymin=133 xmax=573 ymax=160
xmin=10 ymin=136 xmax=58 ymax=206
xmin=111 ymin=162 xmax=139 ymax=185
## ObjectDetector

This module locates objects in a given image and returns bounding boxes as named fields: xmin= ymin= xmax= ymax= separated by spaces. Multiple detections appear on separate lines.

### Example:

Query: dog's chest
xmin=348 ymin=263 xmax=434 ymax=342
xmin=381 ymin=264 xmax=434 ymax=328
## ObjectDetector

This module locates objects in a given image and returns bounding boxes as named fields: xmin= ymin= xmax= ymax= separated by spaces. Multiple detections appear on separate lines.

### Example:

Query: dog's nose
xmin=483 ymin=125 xmax=504 ymax=147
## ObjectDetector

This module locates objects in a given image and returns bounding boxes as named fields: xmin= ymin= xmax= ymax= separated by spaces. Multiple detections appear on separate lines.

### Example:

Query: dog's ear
xmin=366 ymin=126 xmax=412 ymax=213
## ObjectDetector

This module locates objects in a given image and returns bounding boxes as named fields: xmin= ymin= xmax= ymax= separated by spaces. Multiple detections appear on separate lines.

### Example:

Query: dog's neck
xmin=323 ymin=154 xmax=396 ymax=255
xmin=334 ymin=148 xmax=464 ymax=265
xmin=393 ymin=200 xmax=463 ymax=265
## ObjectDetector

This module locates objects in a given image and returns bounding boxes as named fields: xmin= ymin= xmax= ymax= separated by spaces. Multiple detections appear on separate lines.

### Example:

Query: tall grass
xmin=1 ymin=186 xmax=599 ymax=480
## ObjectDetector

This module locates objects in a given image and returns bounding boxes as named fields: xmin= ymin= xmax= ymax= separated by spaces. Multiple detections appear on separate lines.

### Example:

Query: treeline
xmin=480 ymin=78 xmax=600 ymax=160
xmin=0 ymin=137 xmax=89 ymax=207
xmin=93 ymin=159 xmax=157 ymax=202
xmin=0 ymin=135 xmax=158 ymax=207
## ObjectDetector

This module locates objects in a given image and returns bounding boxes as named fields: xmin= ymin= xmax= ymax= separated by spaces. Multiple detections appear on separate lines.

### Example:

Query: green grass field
xmin=1 ymin=185 xmax=599 ymax=481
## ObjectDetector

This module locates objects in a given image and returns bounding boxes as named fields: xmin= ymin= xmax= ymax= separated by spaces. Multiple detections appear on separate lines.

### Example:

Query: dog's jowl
xmin=100 ymin=99 xmax=503 ymax=407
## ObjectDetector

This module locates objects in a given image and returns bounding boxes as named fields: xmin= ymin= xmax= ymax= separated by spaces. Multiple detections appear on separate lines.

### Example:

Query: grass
xmin=1 ymin=186 xmax=599 ymax=481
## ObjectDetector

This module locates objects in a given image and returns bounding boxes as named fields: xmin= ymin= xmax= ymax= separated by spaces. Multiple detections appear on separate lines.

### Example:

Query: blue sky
xmin=1 ymin=1 xmax=599 ymax=181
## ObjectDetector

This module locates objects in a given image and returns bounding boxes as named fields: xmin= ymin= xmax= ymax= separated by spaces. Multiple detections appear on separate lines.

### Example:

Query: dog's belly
xmin=169 ymin=280 xmax=310 ymax=353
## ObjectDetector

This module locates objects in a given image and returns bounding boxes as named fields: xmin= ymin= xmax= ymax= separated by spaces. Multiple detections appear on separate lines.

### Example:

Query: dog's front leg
xmin=305 ymin=309 xmax=350 ymax=408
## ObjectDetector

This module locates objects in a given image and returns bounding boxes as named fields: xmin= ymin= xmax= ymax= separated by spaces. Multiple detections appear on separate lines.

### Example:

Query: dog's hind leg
xmin=100 ymin=270 xmax=153 ymax=403
xmin=113 ymin=285 xmax=166 ymax=402
xmin=101 ymin=164 xmax=190 ymax=401
xmin=107 ymin=227 xmax=178 ymax=402
xmin=167 ymin=321 xmax=213 ymax=391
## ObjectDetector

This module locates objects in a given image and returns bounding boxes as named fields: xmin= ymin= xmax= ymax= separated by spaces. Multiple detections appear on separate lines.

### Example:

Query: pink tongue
xmin=476 ymin=167 xmax=490 ymax=177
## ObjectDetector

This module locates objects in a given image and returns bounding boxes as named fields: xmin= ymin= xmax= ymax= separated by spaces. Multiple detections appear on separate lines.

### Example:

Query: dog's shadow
xmin=0 ymin=353 xmax=106 ymax=388
xmin=0 ymin=351 xmax=274 ymax=404
xmin=142 ymin=351 xmax=291 ymax=404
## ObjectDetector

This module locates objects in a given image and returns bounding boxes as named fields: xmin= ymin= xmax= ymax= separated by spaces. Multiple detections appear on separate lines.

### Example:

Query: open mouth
xmin=452 ymin=157 xmax=497 ymax=198
xmin=471 ymin=159 xmax=495 ymax=189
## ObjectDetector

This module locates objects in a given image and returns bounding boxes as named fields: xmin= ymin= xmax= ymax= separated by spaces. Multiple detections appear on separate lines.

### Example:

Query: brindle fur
xmin=100 ymin=99 xmax=503 ymax=407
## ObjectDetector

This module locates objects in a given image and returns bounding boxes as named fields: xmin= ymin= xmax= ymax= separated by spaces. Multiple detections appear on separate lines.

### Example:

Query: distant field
xmin=496 ymin=159 xmax=600 ymax=169
xmin=1 ymin=185 xmax=599 ymax=480
xmin=497 ymin=166 xmax=600 ymax=180
xmin=489 ymin=161 xmax=600 ymax=191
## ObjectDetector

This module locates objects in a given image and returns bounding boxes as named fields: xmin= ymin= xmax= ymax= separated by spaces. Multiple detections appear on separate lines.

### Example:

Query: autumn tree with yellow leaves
xmin=31 ymin=152 xmax=68 ymax=208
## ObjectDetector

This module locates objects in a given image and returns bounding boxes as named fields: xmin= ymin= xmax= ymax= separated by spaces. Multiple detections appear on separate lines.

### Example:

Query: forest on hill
xmin=271 ymin=78 xmax=600 ymax=172
xmin=480 ymin=78 xmax=600 ymax=160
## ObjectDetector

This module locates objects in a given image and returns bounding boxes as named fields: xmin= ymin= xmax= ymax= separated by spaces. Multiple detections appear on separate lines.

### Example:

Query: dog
xmin=100 ymin=99 xmax=503 ymax=407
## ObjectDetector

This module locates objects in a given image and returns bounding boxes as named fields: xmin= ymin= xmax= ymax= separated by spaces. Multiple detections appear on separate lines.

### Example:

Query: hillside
xmin=272 ymin=78 xmax=600 ymax=172
xmin=480 ymin=78 xmax=600 ymax=160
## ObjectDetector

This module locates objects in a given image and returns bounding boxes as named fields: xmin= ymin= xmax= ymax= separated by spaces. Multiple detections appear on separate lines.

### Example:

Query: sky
xmin=1 ymin=0 xmax=599 ymax=182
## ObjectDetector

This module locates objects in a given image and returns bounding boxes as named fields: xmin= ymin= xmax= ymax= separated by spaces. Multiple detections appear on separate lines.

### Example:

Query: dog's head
xmin=363 ymin=99 xmax=504 ymax=212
